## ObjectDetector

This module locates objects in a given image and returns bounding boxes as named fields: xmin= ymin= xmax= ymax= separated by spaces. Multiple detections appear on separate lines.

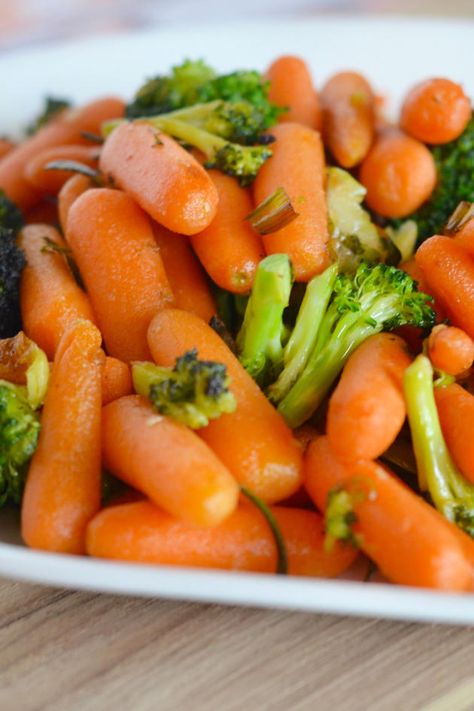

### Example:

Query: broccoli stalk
xmin=132 ymin=349 xmax=236 ymax=429
xmin=403 ymin=354 xmax=474 ymax=537
xmin=268 ymin=263 xmax=338 ymax=403
xmin=236 ymin=254 xmax=293 ymax=386
xmin=146 ymin=114 xmax=272 ymax=186
xmin=276 ymin=262 xmax=435 ymax=428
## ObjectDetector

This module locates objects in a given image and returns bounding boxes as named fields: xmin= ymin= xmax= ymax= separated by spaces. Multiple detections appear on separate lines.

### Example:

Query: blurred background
xmin=1 ymin=0 xmax=472 ymax=54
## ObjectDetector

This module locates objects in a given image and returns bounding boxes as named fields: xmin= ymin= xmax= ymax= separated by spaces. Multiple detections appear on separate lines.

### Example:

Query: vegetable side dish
xmin=1 ymin=56 xmax=474 ymax=591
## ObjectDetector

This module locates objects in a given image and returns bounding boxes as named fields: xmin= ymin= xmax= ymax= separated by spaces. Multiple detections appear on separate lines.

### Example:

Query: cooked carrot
xmin=400 ymin=78 xmax=471 ymax=145
xmin=304 ymin=436 xmax=471 ymax=590
xmin=253 ymin=123 xmax=329 ymax=281
xmin=435 ymin=384 xmax=474 ymax=485
xmin=58 ymin=173 xmax=94 ymax=233
xmin=400 ymin=257 xmax=446 ymax=323
xmin=327 ymin=334 xmax=412 ymax=462
xmin=0 ymin=139 xmax=15 ymax=161
xmin=416 ymin=236 xmax=474 ymax=340
xmin=0 ymin=96 xmax=124 ymax=210
xmin=24 ymin=200 xmax=58 ymax=226
xmin=428 ymin=325 xmax=474 ymax=375
xmin=19 ymin=224 xmax=96 ymax=359
xmin=266 ymin=55 xmax=321 ymax=130
xmin=148 ymin=309 xmax=303 ymax=502
xmin=99 ymin=122 xmax=218 ymax=235
xmin=152 ymin=222 xmax=216 ymax=321
xmin=24 ymin=144 xmax=99 ymax=194
xmin=359 ymin=129 xmax=437 ymax=218
xmin=21 ymin=320 xmax=104 ymax=553
xmin=454 ymin=215 xmax=474 ymax=255
xmin=191 ymin=169 xmax=264 ymax=294
xmin=102 ymin=356 xmax=132 ymax=406
xmin=87 ymin=499 xmax=357 ymax=576
xmin=102 ymin=395 xmax=239 ymax=528
xmin=321 ymin=71 xmax=375 ymax=168
xmin=66 ymin=188 xmax=174 ymax=361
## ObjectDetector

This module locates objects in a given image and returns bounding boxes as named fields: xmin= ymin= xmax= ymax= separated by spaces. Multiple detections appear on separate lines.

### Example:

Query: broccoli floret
xmin=393 ymin=115 xmax=474 ymax=242
xmin=0 ymin=384 xmax=40 ymax=505
xmin=132 ymin=349 xmax=237 ymax=429
xmin=404 ymin=354 xmax=474 ymax=537
xmin=147 ymin=115 xmax=272 ymax=186
xmin=26 ymin=96 xmax=71 ymax=135
xmin=0 ymin=332 xmax=50 ymax=409
xmin=126 ymin=60 xmax=281 ymax=130
xmin=236 ymin=254 xmax=293 ymax=386
xmin=126 ymin=60 xmax=217 ymax=118
xmin=275 ymin=262 xmax=435 ymax=428
xmin=0 ymin=191 xmax=23 ymax=234
xmin=0 ymin=227 xmax=25 ymax=339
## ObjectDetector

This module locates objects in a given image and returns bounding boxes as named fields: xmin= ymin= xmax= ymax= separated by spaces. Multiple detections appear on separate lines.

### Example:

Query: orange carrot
xmin=148 ymin=309 xmax=303 ymax=502
xmin=400 ymin=257 xmax=446 ymax=323
xmin=0 ymin=97 xmax=124 ymax=210
xmin=435 ymin=384 xmax=474 ymax=485
xmin=152 ymin=222 xmax=216 ymax=321
xmin=327 ymin=334 xmax=412 ymax=462
xmin=66 ymin=188 xmax=174 ymax=361
xmin=253 ymin=122 xmax=329 ymax=281
xmin=304 ymin=436 xmax=471 ymax=590
xmin=416 ymin=236 xmax=474 ymax=340
xmin=21 ymin=320 xmax=104 ymax=553
xmin=99 ymin=122 xmax=218 ymax=235
xmin=19 ymin=224 xmax=96 ymax=359
xmin=454 ymin=215 xmax=474 ymax=255
xmin=400 ymin=78 xmax=471 ymax=145
xmin=359 ymin=129 xmax=437 ymax=218
xmin=24 ymin=199 xmax=58 ymax=226
xmin=428 ymin=325 xmax=474 ymax=375
xmin=0 ymin=138 xmax=15 ymax=161
xmin=58 ymin=173 xmax=94 ymax=233
xmin=266 ymin=55 xmax=321 ymax=130
xmin=86 ymin=499 xmax=357 ymax=576
xmin=191 ymin=169 xmax=264 ymax=293
xmin=102 ymin=395 xmax=239 ymax=528
xmin=24 ymin=144 xmax=99 ymax=194
xmin=321 ymin=71 xmax=375 ymax=168
xmin=102 ymin=356 xmax=132 ymax=405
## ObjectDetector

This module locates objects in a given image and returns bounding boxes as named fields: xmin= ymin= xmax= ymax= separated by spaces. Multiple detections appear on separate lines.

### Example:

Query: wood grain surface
xmin=1 ymin=577 xmax=474 ymax=711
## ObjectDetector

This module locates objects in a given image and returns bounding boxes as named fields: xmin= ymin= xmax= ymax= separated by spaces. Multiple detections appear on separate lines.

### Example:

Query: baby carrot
xmin=24 ymin=200 xmax=59 ymax=226
xmin=21 ymin=320 xmax=104 ymax=553
xmin=99 ymin=122 xmax=218 ymax=235
xmin=400 ymin=257 xmax=446 ymax=323
xmin=428 ymin=325 xmax=474 ymax=376
xmin=253 ymin=123 xmax=329 ymax=281
xmin=400 ymin=78 xmax=471 ymax=145
xmin=416 ymin=236 xmax=474 ymax=340
xmin=102 ymin=395 xmax=239 ymax=528
xmin=19 ymin=224 xmax=96 ymax=359
xmin=304 ymin=436 xmax=471 ymax=590
xmin=0 ymin=139 xmax=15 ymax=161
xmin=435 ymin=384 xmax=474 ymax=485
xmin=102 ymin=356 xmax=132 ymax=406
xmin=359 ymin=129 xmax=437 ymax=218
xmin=327 ymin=334 xmax=412 ymax=462
xmin=58 ymin=173 xmax=94 ymax=233
xmin=66 ymin=188 xmax=174 ymax=361
xmin=148 ymin=309 xmax=303 ymax=502
xmin=321 ymin=71 xmax=375 ymax=168
xmin=266 ymin=55 xmax=321 ymax=130
xmin=191 ymin=169 xmax=264 ymax=294
xmin=0 ymin=96 xmax=124 ymax=210
xmin=152 ymin=222 xmax=216 ymax=321
xmin=86 ymin=500 xmax=357 ymax=577
xmin=24 ymin=144 xmax=99 ymax=194
xmin=453 ymin=214 xmax=474 ymax=255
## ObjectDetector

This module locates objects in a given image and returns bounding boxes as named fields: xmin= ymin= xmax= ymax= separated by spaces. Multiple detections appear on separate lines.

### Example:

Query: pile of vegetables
xmin=1 ymin=56 xmax=474 ymax=591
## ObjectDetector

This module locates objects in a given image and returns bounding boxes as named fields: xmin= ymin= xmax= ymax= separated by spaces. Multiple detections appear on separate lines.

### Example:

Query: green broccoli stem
xmin=240 ymin=486 xmax=288 ymax=575
xmin=132 ymin=361 xmax=165 ymax=398
xmin=157 ymin=100 xmax=223 ymax=125
xmin=147 ymin=116 xmax=224 ymax=158
xmin=403 ymin=355 xmax=473 ymax=517
xmin=236 ymin=254 xmax=293 ymax=386
xmin=268 ymin=263 xmax=338 ymax=403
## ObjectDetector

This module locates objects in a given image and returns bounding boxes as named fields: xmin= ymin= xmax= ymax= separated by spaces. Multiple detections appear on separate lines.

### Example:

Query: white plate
xmin=2 ymin=16 xmax=474 ymax=624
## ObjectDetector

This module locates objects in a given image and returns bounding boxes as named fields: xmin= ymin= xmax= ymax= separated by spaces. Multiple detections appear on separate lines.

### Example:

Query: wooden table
xmin=1 ymin=577 xmax=474 ymax=710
